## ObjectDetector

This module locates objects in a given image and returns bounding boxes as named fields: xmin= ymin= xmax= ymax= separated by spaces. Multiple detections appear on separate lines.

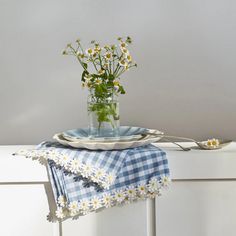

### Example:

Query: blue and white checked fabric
xmin=16 ymin=142 xmax=170 ymax=219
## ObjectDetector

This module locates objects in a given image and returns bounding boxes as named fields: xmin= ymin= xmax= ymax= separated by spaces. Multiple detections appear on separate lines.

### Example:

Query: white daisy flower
xmin=55 ymin=207 xmax=65 ymax=219
xmin=114 ymin=190 xmax=125 ymax=203
xmin=58 ymin=155 xmax=70 ymax=166
xmin=126 ymin=187 xmax=136 ymax=200
xmin=86 ymin=48 xmax=94 ymax=55
xmin=95 ymin=78 xmax=102 ymax=85
xmin=69 ymin=159 xmax=81 ymax=173
xmin=126 ymin=54 xmax=132 ymax=62
xmin=119 ymin=59 xmax=128 ymax=67
xmin=148 ymin=178 xmax=159 ymax=193
xmin=102 ymin=193 xmax=112 ymax=208
xmin=138 ymin=185 xmax=147 ymax=196
xmin=91 ymin=197 xmax=102 ymax=210
xmin=81 ymin=164 xmax=93 ymax=178
xmin=79 ymin=199 xmax=90 ymax=213
xmin=57 ymin=195 xmax=67 ymax=207
xmin=207 ymin=138 xmax=219 ymax=148
xmin=95 ymin=169 xmax=105 ymax=179
xmin=106 ymin=173 xmax=115 ymax=184
xmin=120 ymin=41 xmax=127 ymax=48
xmin=68 ymin=201 xmax=79 ymax=216
xmin=121 ymin=47 xmax=129 ymax=54
xmin=105 ymin=52 xmax=112 ymax=60
xmin=160 ymin=176 xmax=171 ymax=187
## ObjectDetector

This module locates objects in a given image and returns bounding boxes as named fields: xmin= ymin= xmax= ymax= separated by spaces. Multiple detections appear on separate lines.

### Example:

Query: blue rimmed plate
xmin=53 ymin=127 xmax=164 ymax=150
xmin=62 ymin=126 xmax=150 ymax=142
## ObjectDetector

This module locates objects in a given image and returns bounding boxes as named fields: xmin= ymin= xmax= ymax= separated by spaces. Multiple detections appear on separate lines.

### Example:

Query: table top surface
xmin=0 ymin=142 xmax=236 ymax=183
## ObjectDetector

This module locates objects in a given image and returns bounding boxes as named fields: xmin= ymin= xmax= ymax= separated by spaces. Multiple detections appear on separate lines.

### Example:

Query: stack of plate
xmin=53 ymin=126 xmax=164 ymax=150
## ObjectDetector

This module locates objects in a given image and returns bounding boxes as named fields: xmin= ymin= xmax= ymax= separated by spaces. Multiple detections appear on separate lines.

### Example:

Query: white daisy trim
xmin=15 ymin=149 xmax=116 ymax=189
xmin=54 ymin=176 xmax=171 ymax=220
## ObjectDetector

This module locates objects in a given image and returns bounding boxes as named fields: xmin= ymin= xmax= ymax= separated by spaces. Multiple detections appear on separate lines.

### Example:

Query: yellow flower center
xmin=88 ymin=48 xmax=93 ymax=54
xmin=106 ymin=53 xmax=111 ymax=59
xmin=207 ymin=140 xmax=212 ymax=146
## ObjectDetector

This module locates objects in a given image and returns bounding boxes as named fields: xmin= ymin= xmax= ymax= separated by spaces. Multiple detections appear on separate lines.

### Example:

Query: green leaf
xmin=81 ymin=70 xmax=88 ymax=82
xmin=83 ymin=63 xmax=88 ymax=69
xmin=118 ymin=85 xmax=126 ymax=94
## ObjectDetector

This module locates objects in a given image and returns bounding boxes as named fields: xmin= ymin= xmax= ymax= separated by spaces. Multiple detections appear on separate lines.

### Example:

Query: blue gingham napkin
xmin=16 ymin=142 xmax=170 ymax=219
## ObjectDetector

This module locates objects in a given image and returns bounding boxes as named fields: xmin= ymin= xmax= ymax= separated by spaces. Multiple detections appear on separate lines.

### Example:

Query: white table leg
xmin=147 ymin=198 xmax=156 ymax=236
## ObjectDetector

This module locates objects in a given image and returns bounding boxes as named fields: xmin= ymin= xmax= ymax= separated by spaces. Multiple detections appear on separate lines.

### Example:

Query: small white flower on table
xmin=126 ymin=186 xmax=136 ymax=200
xmin=55 ymin=207 xmax=65 ymax=219
xmin=58 ymin=155 xmax=70 ymax=166
xmin=57 ymin=195 xmax=67 ymax=207
xmin=148 ymin=178 xmax=159 ymax=193
xmin=114 ymin=190 xmax=125 ymax=203
xmin=207 ymin=138 xmax=220 ymax=148
xmin=138 ymin=184 xmax=147 ymax=196
xmin=79 ymin=199 xmax=90 ymax=214
xmin=69 ymin=159 xmax=81 ymax=173
xmin=160 ymin=176 xmax=171 ymax=188
xmin=91 ymin=197 xmax=102 ymax=210
xmin=106 ymin=173 xmax=115 ymax=185
xmin=94 ymin=169 xmax=106 ymax=179
xmin=102 ymin=193 xmax=112 ymax=208
xmin=81 ymin=164 xmax=93 ymax=178
xmin=68 ymin=201 xmax=79 ymax=216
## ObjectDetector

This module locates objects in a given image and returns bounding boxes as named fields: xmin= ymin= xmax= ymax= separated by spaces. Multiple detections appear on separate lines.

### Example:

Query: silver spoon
xmin=142 ymin=133 xmax=232 ymax=150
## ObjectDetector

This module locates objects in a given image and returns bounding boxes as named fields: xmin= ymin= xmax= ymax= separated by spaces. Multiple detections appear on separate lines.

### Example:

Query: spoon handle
xmin=160 ymin=137 xmax=191 ymax=151
xmin=145 ymin=133 xmax=197 ymax=143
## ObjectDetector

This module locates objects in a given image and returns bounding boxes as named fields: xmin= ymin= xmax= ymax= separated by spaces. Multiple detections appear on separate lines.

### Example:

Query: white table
xmin=0 ymin=143 xmax=236 ymax=236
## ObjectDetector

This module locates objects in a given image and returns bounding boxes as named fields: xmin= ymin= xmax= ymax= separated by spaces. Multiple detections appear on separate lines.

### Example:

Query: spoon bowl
xmin=196 ymin=139 xmax=232 ymax=150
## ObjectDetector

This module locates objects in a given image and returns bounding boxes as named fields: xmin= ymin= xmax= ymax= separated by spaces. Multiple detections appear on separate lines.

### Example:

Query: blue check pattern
xmin=47 ymin=144 xmax=169 ymax=204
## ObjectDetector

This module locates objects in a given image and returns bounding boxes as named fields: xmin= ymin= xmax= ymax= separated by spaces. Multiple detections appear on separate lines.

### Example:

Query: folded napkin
xmin=16 ymin=142 xmax=170 ymax=220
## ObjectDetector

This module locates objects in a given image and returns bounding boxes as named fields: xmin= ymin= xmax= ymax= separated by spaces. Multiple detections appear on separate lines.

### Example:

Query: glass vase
xmin=87 ymin=89 xmax=120 ymax=138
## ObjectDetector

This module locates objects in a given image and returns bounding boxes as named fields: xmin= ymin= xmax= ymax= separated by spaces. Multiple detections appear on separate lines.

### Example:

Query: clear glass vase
xmin=87 ymin=89 xmax=120 ymax=138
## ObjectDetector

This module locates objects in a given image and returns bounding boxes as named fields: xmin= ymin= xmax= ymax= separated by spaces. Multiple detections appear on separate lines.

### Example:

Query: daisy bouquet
xmin=62 ymin=37 xmax=137 ymax=137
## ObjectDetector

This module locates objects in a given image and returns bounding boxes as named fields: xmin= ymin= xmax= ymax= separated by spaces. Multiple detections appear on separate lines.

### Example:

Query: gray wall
xmin=0 ymin=0 xmax=236 ymax=144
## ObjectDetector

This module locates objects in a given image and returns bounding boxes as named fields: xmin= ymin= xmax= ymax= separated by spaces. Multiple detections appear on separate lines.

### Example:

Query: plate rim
xmin=53 ymin=128 xmax=164 ymax=150
xmin=62 ymin=126 xmax=159 ymax=142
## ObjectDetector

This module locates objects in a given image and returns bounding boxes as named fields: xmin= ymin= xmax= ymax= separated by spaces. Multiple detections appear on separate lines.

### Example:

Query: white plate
xmin=53 ymin=129 xmax=164 ymax=150
xmin=62 ymin=126 xmax=148 ymax=142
